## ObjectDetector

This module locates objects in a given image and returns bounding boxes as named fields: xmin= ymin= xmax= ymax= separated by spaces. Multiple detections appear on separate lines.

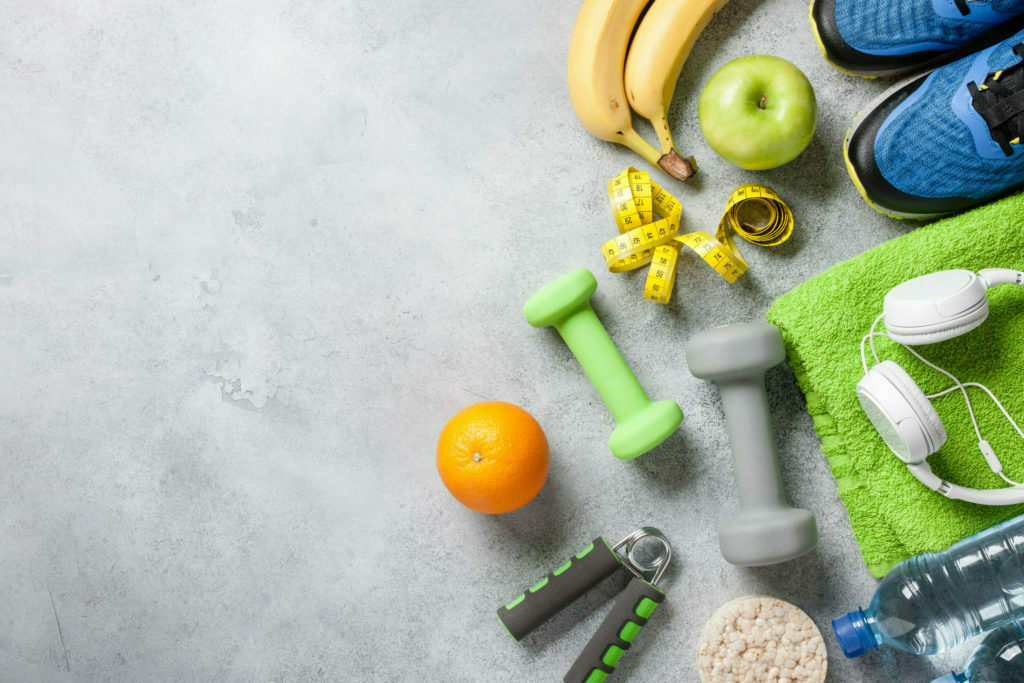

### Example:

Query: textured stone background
xmin=0 ymin=0 xmax=973 ymax=680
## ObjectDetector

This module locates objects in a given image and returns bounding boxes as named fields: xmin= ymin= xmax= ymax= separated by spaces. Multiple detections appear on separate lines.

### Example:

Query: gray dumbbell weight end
xmin=686 ymin=322 xmax=817 ymax=566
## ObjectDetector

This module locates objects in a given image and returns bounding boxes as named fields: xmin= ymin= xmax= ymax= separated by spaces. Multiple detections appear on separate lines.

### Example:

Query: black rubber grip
xmin=564 ymin=576 xmax=665 ymax=683
xmin=497 ymin=537 xmax=623 ymax=641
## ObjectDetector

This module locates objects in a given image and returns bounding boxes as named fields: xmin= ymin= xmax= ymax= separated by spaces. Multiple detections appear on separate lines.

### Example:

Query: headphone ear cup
xmin=886 ymin=313 xmax=988 ymax=346
xmin=880 ymin=362 xmax=947 ymax=447
xmin=884 ymin=270 xmax=989 ymax=346
xmin=857 ymin=361 xmax=947 ymax=463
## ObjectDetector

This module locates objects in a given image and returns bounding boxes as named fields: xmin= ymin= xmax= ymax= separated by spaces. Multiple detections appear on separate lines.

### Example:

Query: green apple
xmin=698 ymin=55 xmax=817 ymax=171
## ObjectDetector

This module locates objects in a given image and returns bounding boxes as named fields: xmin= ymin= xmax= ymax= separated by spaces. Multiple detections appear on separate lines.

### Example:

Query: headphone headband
xmin=860 ymin=268 xmax=1024 ymax=506
xmin=979 ymin=268 xmax=1024 ymax=288
xmin=908 ymin=462 xmax=1024 ymax=505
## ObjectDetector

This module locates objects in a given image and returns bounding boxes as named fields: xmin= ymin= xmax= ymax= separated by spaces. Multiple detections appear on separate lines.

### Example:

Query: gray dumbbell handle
xmin=718 ymin=375 xmax=786 ymax=510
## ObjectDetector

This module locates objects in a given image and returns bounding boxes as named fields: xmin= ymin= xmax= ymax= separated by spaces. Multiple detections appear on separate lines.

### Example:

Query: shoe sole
xmin=843 ymin=75 xmax=951 ymax=221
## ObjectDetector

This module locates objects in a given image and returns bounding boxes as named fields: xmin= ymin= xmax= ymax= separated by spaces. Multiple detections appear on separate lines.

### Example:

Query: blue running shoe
xmin=845 ymin=30 xmax=1024 ymax=218
xmin=811 ymin=0 xmax=1024 ymax=77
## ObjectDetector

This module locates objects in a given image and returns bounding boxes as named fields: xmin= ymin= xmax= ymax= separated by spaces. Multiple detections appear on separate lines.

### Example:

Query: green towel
xmin=767 ymin=193 xmax=1024 ymax=577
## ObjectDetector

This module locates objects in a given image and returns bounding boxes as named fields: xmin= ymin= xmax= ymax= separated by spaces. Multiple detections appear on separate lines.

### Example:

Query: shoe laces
xmin=968 ymin=44 xmax=1024 ymax=156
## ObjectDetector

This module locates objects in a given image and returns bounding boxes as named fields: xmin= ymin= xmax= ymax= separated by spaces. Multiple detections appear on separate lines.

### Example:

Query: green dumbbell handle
xmin=557 ymin=307 xmax=650 ymax=422
xmin=564 ymin=576 xmax=665 ymax=683
xmin=525 ymin=269 xmax=683 ymax=460
xmin=497 ymin=537 xmax=623 ymax=641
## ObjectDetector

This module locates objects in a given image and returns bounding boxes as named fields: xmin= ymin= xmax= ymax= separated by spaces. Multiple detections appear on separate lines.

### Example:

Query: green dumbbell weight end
xmin=524 ymin=268 xmax=683 ymax=460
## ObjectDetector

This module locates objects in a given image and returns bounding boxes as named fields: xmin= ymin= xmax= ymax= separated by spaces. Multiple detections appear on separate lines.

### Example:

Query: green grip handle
xmin=497 ymin=537 xmax=623 ymax=641
xmin=564 ymin=576 xmax=665 ymax=683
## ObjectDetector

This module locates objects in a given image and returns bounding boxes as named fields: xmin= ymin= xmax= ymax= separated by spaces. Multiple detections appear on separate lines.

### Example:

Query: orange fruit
xmin=436 ymin=401 xmax=549 ymax=514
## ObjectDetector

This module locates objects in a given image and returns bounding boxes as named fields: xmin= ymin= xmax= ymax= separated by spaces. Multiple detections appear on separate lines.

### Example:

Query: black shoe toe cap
xmin=847 ymin=76 xmax=978 ymax=217
xmin=811 ymin=0 xmax=948 ymax=75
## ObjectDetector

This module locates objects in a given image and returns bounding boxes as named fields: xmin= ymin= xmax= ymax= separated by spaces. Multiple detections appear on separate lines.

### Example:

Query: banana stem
xmin=618 ymin=127 xmax=696 ymax=181
xmin=650 ymin=113 xmax=677 ymax=157
xmin=618 ymin=127 xmax=663 ymax=166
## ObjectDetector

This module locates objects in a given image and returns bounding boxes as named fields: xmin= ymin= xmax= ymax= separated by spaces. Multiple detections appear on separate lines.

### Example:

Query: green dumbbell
xmin=524 ymin=268 xmax=683 ymax=460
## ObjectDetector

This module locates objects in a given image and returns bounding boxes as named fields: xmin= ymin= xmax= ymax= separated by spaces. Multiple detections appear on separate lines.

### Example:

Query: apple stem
xmin=758 ymin=94 xmax=767 ymax=110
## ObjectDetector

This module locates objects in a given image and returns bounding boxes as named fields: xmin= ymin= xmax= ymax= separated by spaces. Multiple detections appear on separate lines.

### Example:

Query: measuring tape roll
xmin=601 ymin=169 xmax=794 ymax=304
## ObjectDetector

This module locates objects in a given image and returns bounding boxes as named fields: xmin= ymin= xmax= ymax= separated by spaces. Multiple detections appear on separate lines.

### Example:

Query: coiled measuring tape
xmin=602 ymin=168 xmax=794 ymax=304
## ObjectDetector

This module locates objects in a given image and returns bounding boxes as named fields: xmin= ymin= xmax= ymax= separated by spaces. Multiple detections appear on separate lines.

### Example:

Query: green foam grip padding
xmin=497 ymin=537 xmax=623 ymax=641
xmin=564 ymin=576 xmax=664 ymax=683
xmin=523 ymin=268 xmax=683 ymax=460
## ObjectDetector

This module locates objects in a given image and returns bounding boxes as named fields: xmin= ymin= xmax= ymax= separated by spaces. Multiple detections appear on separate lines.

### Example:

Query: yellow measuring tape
xmin=602 ymin=168 xmax=794 ymax=304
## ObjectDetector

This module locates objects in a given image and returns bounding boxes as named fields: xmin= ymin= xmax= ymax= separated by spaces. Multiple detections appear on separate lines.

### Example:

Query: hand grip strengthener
xmin=497 ymin=527 xmax=672 ymax=682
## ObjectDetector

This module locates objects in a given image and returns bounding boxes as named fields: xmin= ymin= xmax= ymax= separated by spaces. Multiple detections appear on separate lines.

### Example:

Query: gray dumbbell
xmin=686 ymin=322 xmax=817 ymax=566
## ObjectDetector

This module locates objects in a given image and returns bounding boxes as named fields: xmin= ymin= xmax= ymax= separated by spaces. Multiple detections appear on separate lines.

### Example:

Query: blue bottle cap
xmin=930 ymin=673 xmax=962 ymax=683
xmin=832 ymin=608 xmax=878 ymax=658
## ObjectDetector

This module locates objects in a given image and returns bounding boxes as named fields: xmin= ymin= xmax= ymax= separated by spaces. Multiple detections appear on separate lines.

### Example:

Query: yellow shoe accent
xmin=843 ymin=127 xmax=903 ymax=220
xmin=808 ymin=0 xmax=878 ymax=80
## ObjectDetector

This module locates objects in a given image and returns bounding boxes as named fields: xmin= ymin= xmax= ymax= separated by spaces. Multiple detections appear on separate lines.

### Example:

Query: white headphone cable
xmin=928 ymin=382 xmax=1024 ymax=440
xmin=899 ymin=343 xmax=978 ymax=430
xmin=860 ymin=313 xmax=886 ymax=373
xmin=928 ymin=380 xmax=1024 ymax=486
xmin=895 ymin=342 xmax=1013 ymax=483
xmin=860 ymin=318 xmax=1024 ymax=486
xmin=861 ymin=318 xmax=986 ymax=445
xmin=912 ymin=349 xmax=1024 ymax=486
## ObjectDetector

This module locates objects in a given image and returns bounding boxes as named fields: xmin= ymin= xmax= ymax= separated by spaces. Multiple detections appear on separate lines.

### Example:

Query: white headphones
xmin=857 ymin=268 xmax=1024 ymax=506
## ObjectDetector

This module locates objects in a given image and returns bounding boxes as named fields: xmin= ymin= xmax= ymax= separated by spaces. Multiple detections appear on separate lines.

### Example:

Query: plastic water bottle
xmin=833 ymin=514 xmax=1024 ymax=657
xmin=932 ymin=621 xmax=1024 ymax=682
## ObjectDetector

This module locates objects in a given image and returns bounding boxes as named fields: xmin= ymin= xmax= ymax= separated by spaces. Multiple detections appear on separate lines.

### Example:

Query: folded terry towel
xmin=767 ymin=194 xmax=1024 ymax=577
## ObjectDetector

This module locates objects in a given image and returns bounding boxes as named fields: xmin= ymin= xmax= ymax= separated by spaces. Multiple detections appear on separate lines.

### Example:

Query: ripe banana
xmin=567 ymin=0 xmax=696 ymax=181
xmin=625 ymin=0 xmax=731 ymax=156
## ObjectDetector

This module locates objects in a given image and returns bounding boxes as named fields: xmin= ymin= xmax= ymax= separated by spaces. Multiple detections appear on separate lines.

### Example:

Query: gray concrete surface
xmin=0 ymin=0 xmax=979 ymax=680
